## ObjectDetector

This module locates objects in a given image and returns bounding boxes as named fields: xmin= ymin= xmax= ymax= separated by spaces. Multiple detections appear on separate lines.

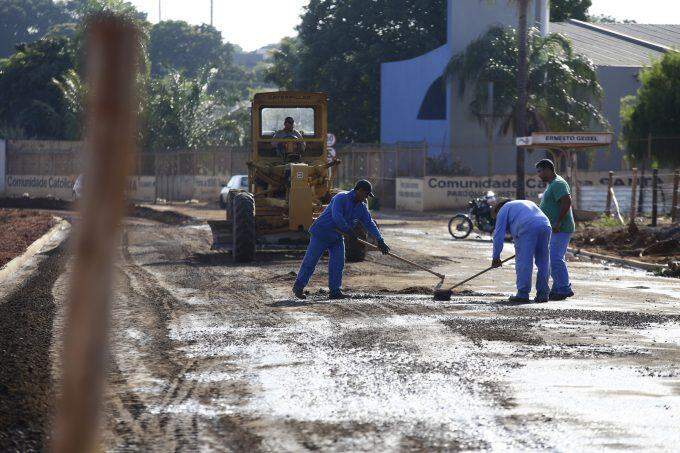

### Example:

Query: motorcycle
xmin=448 ymin=192 xmax=496 ymax=239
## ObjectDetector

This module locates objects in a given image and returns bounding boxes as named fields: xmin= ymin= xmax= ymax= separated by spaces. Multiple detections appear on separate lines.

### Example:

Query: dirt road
xmin=44 ymin=209 xmax=680 ymax=451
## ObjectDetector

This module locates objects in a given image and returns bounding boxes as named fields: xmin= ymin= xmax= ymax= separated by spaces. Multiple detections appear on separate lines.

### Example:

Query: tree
xmin=140 ymin=70 xmax=246 ymax=151
xmin=588 ymin=14 xmax=637 ymax=24
xmin=0 ymin=35 xmax=78 ymax=138
xmin=445 ymin=27 xmax=607 ymax=138
xmin=620 ymin=51 xmax=680 ymax=167
xmin=264 ymin=37 xmax=300 ymax=90
xmin=149 ymin=21 xmax=231 ymax=78
xmin=268 ymin=0 xmax=447 ymax=142
xmin=61 ymin=0 xmax=147 ymax=22
xmin=550 ymin=0 xmax=591 ymax=22
xmin=0 ymin=0 xmax=69 ymax=58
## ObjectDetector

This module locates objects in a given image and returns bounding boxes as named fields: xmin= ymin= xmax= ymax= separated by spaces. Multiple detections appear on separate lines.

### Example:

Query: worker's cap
xmin=354 ymin=179 xmax=375 ymax=197
xmin=284 ymin=116 xmax=294 ymax=124
xmin=535 ymin=158 xmax=555 ymax=172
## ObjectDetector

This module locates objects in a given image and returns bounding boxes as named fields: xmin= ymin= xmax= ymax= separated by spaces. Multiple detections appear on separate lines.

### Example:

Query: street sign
xmin=327 ymin=147 xmax=336 ymax=163
xmin=326 ymin=133 xmax=336 ymax=148
xmin=516 ymin=132 xmax=613 ymax=148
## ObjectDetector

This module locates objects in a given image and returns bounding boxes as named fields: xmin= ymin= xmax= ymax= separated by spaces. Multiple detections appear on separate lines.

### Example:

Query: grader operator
xmin=208 ymin=91 xmax=366 ymax=263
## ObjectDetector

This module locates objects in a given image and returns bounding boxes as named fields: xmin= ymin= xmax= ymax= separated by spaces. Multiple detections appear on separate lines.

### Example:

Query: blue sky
xmin=127 ymin=0 xmax=680 ymax=51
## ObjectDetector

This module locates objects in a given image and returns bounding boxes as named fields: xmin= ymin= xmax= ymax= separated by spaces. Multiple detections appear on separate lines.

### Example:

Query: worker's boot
xmin=508 ymin=295 xmax=530 ymax=303
xmin=548 ymin=290 xmax=574 ymax=301
xmin=328 ymin=289 xmax=349 ymax=300
xmin=292 ymin=285 xmax=306 ymax=300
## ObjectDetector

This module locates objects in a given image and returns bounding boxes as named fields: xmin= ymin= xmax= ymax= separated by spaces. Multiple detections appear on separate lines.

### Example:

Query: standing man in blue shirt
xmin=491 ymin=198 xmax=552 ymax=303
xmin=293 ymin=180 xmax=390 ymax=300
xmin=536 ymin=159 xmax=576 ymax=301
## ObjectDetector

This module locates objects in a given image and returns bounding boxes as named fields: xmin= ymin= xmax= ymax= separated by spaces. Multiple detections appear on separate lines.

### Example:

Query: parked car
xmin=219 ymin=174 xmax=248 ymax=208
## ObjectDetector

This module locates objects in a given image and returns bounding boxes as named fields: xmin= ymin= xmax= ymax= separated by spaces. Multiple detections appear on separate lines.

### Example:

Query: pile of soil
xmin=127 ymin=205 xmax=195 ymax=225
xmin=0 ymin=210 xmax=56 ymax=268
xmin=0 ymin=197 xmax=72 ymax=211
xmin=0 ymin=245 xmax=66 ymax=451
xmin=573 ymin=224 xmax=680 ymax=266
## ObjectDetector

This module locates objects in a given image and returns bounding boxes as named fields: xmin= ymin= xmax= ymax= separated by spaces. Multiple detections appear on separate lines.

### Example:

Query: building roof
xmin=595 ymin=23 xmax=680 ymax=50
xmin=549 ymin=21 xmax=675 ymax=67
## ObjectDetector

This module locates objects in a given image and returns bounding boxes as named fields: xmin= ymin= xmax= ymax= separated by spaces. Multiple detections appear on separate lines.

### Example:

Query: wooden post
xmin=629 ymin=167 xmax=638 ymax=224
xmin=52 ymin=15 xmax=138 ymax=453
xmin=605 ymin=171 xmax=614 ymax=217
xmin=651 ymin=168 xmax=658 ymax=227
xmin=672 ymin=170 xmax=679 ymax=223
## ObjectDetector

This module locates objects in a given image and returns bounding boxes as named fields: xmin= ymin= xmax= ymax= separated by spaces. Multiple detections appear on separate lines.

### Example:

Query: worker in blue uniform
xmin=491 ymin=198 xmax=552 ymax=303
xmin=293 ymin=180 xmax=390 ymax=300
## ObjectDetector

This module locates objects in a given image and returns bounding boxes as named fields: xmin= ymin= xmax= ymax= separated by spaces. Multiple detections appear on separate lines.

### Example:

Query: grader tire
xmin=345 ymin=225 xmax=367 ymax=263
xmin=232 ymin=192 xmax=256 ymax=263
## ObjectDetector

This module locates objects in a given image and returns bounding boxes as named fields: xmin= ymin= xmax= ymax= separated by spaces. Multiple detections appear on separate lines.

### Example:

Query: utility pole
xmin=158 ymin=0 xmax=162 ymax=22
xmin=515 ymin=0 xmax=529 ymax=199
xmin=210 ymin=0 xmax=214 ymax=26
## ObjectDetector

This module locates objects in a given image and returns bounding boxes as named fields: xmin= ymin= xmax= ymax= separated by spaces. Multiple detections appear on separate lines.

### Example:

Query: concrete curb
xmin=568 ymin=247 xmax=667 ymax=273
xmin=0 ymin=217 xmax=71 ymax=299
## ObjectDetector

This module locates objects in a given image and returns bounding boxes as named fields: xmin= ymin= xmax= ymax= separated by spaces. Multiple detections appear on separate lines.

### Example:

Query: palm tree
xmin=444 ymin=26 xmax=607 ymax=177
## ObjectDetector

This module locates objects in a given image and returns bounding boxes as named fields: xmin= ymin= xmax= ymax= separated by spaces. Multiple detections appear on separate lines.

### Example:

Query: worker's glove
xmin=377 ymin=240 xmax=390 ymax=255
xmin=491 ymin=258 xmax=502 ymax=268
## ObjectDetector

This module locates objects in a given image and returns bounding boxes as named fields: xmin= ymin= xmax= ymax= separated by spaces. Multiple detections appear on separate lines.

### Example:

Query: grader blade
xmin=207 ymin=220 xmax=233 ymax=251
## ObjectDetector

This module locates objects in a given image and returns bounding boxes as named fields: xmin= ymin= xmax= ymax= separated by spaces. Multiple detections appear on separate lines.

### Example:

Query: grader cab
xmin=208 ymin=91 xmax=365 ymax=262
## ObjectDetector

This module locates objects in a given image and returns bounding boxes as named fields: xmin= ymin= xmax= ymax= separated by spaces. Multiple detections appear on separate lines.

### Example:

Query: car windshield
xmin=240 ymin=177 xmax=248 ymax=188
xmin=228 ymin=175 xmax=242 ymax=188
xmin=261 ymin=107 xmax=315 ymax=137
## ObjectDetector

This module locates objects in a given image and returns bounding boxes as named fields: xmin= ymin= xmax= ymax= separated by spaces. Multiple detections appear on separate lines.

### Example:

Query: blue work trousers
xmin=550 ymin=232 xmax=572 ymax=295
xmin=513 ymin=222 xmax=551 ymax=299
xmin=294 ymin=233 xmax=345 ymax=291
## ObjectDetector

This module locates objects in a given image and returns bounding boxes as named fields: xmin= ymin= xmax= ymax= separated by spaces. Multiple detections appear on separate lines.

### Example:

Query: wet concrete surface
xmin=40 ymin=212 xmax=680 ymax=451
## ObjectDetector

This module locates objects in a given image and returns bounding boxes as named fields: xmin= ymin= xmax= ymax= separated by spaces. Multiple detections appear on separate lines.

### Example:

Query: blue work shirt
xmin=492 ymin=200 xmax=550 ymax=259
xmin=309 ymin=190 xmax=383 ymax=242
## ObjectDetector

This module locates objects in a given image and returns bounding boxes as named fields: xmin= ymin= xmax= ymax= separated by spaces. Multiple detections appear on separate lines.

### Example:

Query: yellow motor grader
xmin=208 ymin=91 xmax=366 ymax=262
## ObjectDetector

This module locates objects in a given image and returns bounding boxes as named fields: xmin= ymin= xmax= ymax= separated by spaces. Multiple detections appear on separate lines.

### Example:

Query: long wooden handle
xmin=446 ymin=255 xmax=516 ymax=291
xmin=337 ymin=230 xmax=445 ymax=279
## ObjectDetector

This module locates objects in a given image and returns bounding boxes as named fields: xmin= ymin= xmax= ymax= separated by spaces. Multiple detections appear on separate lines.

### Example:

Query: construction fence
xmin=2 ymin=140 xmax=249 ymax=201
xmin=2 ymin=139 xmax=677 ymax=222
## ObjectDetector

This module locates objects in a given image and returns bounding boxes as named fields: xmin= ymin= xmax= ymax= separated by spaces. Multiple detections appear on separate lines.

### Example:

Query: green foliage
xmin=445 ymin=26 xmax=607 ymax=136
xmin=550 ymin=0 xmax=591 ymax=22
xmin=620 ymin=51 xmax=680 ymax=166
xmin=61 ymin=0 xmax=147 ymax=22
xmin=149 ymin=21 xmax=230 ymax=78
xmin=588 ymin=14 xmax=637 ymax=24
xmin=268 ymin=0 xmax=448 ymax=142
xmin=0 ymin=0 xmax=258 ymax=147
xmin=0 ymin=0 xmax=69 ymax=58
xmin=0 ymin=35 xmax=77 ymax=138
xmin=264 ymin=37 xmax=300 ymax=90
xmin=140 ymin=70 xmax=248 ymax=151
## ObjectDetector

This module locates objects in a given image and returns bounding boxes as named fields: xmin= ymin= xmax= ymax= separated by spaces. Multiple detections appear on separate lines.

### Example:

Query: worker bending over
xmin=293 ymin=180 xmax=390 ymax=300
xmin=491 ymin=198 xmax=552 ymax=303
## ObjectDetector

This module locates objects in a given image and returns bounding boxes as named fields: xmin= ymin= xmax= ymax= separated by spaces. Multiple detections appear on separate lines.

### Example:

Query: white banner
xmin=396 ymin=171 xmax=675 ymax=212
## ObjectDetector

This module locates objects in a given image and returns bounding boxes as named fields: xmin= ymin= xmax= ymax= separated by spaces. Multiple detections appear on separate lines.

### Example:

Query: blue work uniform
xmin=540 ymin=175 xmax=575 ymax=296
xmin=294 ymin=190 xmax=383 ymax=292
xmin=492 ymin=200 xmax=552 ymax=299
